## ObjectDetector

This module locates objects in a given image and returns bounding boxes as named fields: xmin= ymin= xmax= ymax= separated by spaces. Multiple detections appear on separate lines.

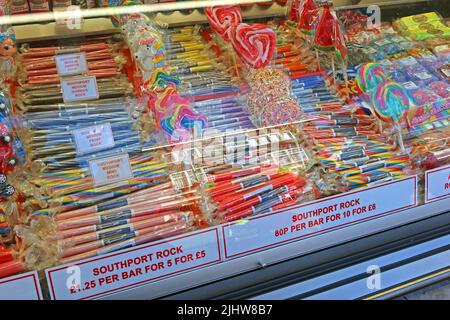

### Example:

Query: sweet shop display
xmin=0 ymin=0 xmax=448 ymax=300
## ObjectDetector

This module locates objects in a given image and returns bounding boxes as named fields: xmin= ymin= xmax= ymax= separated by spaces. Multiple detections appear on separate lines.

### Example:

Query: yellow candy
xmin=398 ymin=12 xmax=441 ymax=29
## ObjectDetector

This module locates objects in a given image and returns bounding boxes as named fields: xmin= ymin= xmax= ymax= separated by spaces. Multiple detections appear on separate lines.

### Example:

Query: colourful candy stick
xmin=208 ymin=169 xmax=281 ymax=198
xmin=60 ymin=211 xmax=191 ymax=250
xmin=223 ymin=180 xmax=305 ymax=216
xmin=223 ymin=188 xmax=304 ymax=222
xmin=211 ymin=172 xmax=287 ymax=203
xmin=55 ymin=182 xmax=175 ymax=221
xmin=56 ymin=195 xmax=199 ymax=230
xmin=0 ymin=261 xmax=25 ymax=279
xmin=61 ymin=221 xmax=191 ymax=264
xmin=57 ymin=209 xmax=183 ymax=240
xmin=216 ymin=173 xmax=297 ymax=211
xmin=207 ymin=164 xmax=273 ymax=183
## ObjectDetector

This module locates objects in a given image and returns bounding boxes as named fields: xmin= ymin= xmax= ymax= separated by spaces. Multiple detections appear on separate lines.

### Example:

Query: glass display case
xmin=0 ymin=0 xmax=448 ymax=300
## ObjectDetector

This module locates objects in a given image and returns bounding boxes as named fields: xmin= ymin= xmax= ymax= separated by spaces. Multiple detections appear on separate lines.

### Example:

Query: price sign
xmin=61 ymin=76 xmax=99 ymax=103
xmin=425 ymin=164 xmax=450 ymax=203
xmin=72 ymin=123 xmax=115 ymax=155
xmin=55 ymin=53 xmax=88 ymax=76
xmin=222 ymin=177 xmax=417 ymax=259
xmin=0 ymin=271 xmax=43 ymax=300
xmin=45 ymin=228 xmax=221 ymax=300
xmin=89 ymin=153 xmax=133 ymax=186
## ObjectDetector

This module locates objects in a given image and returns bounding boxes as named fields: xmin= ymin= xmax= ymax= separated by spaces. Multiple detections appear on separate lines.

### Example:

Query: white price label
xmin=0 ymin=271 xmax=43 ymax=300
xmin=374 ymin=38 xmax=391 ymax=46
xmin=222 ymin=177 xmax=417 ymax=259
xmin=415 ymin=72 xmax=432 ymax=80
xmin=55 ymin=53 xmax=88 ymax=76
xmin=89 ymin=153 xmax=133 ymax=186
xmin=402 ymin=81 xmax=419 ymax=90
xmin=61 ymin=76 xmax=99 ymax=103
xmin=72 ymin=123 xmax=115 ymax=155
xmin=425 ymin=164 xmax=450 ymax=203
xmin=442 ymin=68 xmax=450 ymax=78
xmin=45 ymin=228 xmax=221 ymax=300
xmin=400 ymin=56 xmax=417 ymax=66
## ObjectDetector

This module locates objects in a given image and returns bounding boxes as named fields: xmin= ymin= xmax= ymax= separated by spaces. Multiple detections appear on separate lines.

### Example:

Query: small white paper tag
xmin=441 ymin=68 xmax=450 ymax=77
xmin=89 ymin=153 xmax=133 ymax=186
xmin=380 ymin=59 xmax=394 ymax=66
xmin=402 ymin=81 xmax=419 ymax=90
xmin=61 ymin=76 xmax=99 ymax=103
xmin=72 ymin=123 xmax=115 ymax=155
xmin=400 ymin=56 xmax=417 ymax=66
xmin=374 ymin=38 xmax=391 ymax=46
xmin=415 ymin=72 xmax=432 ymax=80
xmin=55 ymin=53 xmax=88 ymax=76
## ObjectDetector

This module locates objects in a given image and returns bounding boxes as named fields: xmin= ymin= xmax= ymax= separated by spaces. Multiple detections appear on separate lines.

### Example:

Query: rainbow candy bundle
xmin=295 ymin=73 xmax=412 ymax=193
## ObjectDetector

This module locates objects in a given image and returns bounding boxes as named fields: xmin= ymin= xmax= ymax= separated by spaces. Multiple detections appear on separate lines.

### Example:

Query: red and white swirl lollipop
xmin=229 ymin=23 xmax=276 ymax=69
xmin=204 ymin=6 xmax=242 ymax=41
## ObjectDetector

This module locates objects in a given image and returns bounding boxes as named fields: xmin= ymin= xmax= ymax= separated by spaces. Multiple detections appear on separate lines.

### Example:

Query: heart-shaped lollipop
xmin=204 ymin=6 xmax=242 ymax=41
xmin=229 ymin=23 xmax=276 ymax=69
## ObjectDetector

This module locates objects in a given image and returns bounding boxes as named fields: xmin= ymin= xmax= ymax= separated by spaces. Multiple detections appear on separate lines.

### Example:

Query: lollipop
xmin=356 ymin=63 xmax=388 ymax=93
xmin=172 ymin=103 xmax=207 ymax=140
xmin=313 ymin=4 xmax=335 ymax=51
xmin=372 ymin=80 xmax=410 ymax=152
xmin=144 ymin=68 xmax=179 ymax=92
xmin=246 ymin=68 xmax=292 ymax=115
xmin=204 ymin=6 xmax=242 ymax=41
xmin=229 ymin=23 xmax=276 ymax=69
xmin=148 ymin=80 xmax=207 ymax=142
xmin=371 ymin=81 xmax=410 ymax=124
xmin=331 ymin=13 xmax=347 ymax=64
xmin=247 ymin=90 xmax=286 ymax=116
xmin=248 ymin=68 xmax=291 ymax=91
xmin=259 ymin=97 xmax=302 ymax=127
xmin=288 ymin=0 xmax=300 ymax=22
xmin=298 ymin=0 xmax=319 ymax=36
xmin=108 ymin=0 xmax=143 ymax=28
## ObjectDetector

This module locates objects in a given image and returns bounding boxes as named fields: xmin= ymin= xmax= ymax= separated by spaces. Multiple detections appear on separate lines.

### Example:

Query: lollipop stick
xmin=342 ymin=61 xmax=349 ymax=91
xmin=315 ymin=49 xmax=321 ymax=70
xmin=230 ymin=43 xmax=241 ymax=79
xmin=331 ymin=54 xmax=336 ymax=84
xmin=395 ymin=123 xmax=406 ymax=153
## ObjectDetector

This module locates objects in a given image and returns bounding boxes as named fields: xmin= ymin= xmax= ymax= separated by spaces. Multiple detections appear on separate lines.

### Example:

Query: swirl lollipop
xmin=371 ymin=81 xmax=410 ymax=124
xmin=229 ymin=23 xmax=276 ymax=69
xmin=371 ymin=81 xmax=410 ymax=152
xmin=148 ymin=82 xmax=207 ymax=143
xmin=204 ymin=6 xmax=242 ymax=41
xmin=159 ymin=101 xmax=207 ymax=143
xmin=356 ymin=63 xmax=388 ymax=93
xmin=145 ymin=68 xmax=179 ymax=92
